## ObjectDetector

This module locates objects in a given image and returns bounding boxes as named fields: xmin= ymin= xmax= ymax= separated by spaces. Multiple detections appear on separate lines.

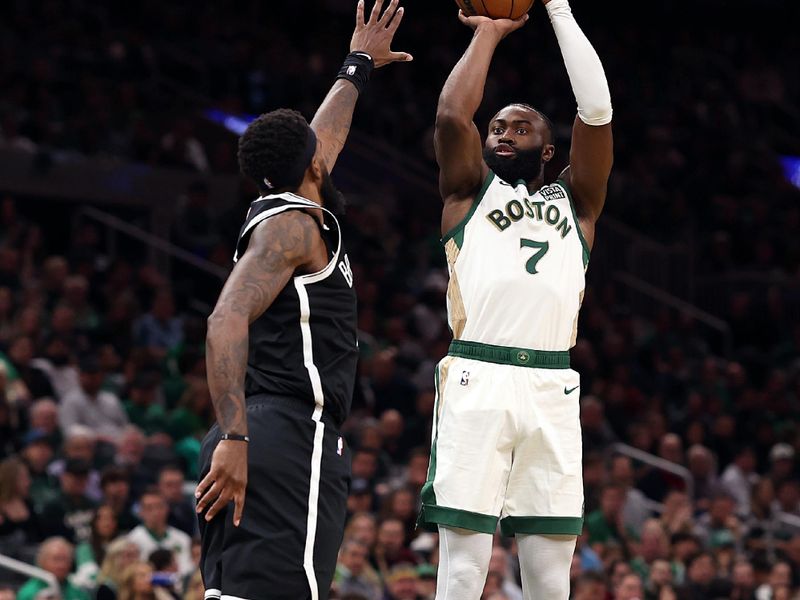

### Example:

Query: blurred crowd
xmin=1 ymin=1 xmax=800 ymax=599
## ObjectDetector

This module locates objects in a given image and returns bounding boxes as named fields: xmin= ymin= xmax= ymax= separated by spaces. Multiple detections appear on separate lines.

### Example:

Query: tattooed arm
xmin=195 ymin=210 xmax=320 ymax=525
xmin=310 ymin=0 xmax=412 ymax=172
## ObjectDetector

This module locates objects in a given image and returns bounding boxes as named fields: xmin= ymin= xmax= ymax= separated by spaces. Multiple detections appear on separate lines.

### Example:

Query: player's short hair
xmin=238 ymin=109 xmax=312 ymax=193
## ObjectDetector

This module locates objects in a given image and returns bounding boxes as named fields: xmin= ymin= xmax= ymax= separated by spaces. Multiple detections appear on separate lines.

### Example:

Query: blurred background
xmin=0 ymin=0 xmax=798 ymax=599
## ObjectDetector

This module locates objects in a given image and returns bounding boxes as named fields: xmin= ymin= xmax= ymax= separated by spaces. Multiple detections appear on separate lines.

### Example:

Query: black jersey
xmin=234 ymin=193 xmax=358 ymax=426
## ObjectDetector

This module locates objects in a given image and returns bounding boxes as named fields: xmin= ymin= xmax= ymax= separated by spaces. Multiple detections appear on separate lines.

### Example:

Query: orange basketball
xmin=455 ymin=0 xmax=535 ymax=20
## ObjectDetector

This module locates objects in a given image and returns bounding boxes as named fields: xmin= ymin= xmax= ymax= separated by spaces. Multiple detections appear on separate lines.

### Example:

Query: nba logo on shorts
xmin=337 ymin=437 xmax=344 ymax=456
xmin=347 ymin=66 xmax=357 ymax=76
xmin=460 ymin=371 xmax=470 ymax=386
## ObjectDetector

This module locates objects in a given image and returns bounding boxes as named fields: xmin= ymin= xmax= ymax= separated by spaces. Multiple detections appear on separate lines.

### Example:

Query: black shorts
xmin=198 ymin=395 xmax=351 ymax=600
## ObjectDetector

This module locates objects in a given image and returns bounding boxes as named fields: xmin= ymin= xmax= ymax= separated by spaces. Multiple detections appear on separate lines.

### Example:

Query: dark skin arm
xmin=435 ymin=13 xmax=528 ymax=235
xmin=310 ymin=0 xmax=412 ymax=173
xmin=196 ymin=210 xmax=324 ymax=525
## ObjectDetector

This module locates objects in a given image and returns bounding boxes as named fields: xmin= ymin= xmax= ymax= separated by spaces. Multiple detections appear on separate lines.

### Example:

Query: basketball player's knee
xmin=447 ymin=558 xmax=487 ymax=589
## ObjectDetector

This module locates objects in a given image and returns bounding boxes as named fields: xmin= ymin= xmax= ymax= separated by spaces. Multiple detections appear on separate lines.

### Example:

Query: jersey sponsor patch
xmin=540 ymin=184 xmax=567 ymax=202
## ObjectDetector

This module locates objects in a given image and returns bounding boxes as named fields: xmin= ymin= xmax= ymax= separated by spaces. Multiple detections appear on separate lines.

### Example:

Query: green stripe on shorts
xmin=448 ymin=340 xmax=570 ymax=369
xmin=420 ymin=505 xmax=498 ymax=535
xmin=500 ymin=516 xmax=584 ymax=536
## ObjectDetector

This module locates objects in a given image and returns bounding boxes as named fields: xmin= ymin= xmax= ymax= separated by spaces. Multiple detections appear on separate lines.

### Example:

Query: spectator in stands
xmin=156 ymin=465 xmax=195 ymax=537
xmin=643 ymin=559 xmax=675 ymax=600
xmin=773 ymin=480 xmax=800 ymax=518
xmin=344 ymin=512 xmax=378 ymax=553
xmin=27 ymin=399 xmax=60 ymax=448
xmin=16 ymin=536 xmax=90 ymax=600
xmin=630 ymin=520 xmax=670 ymax=581
xmin=767 ymin=444 xmax=795 ymax=488
xmin=721 ymin=445 xmax=759 ymax=516
xmin=676 ymin=551 xmax=731 ymax=599
xmin=613 ymin=573 xmax=644 ymax=600
xmin=333 ymin=539 xmax=382 ymax=600
xmin=5 ymin=336 xmax=54 ymax=401
xmin=380 ymin=487 xmax=416 ymax=542
xmin=572 ymin=572 xmax=607 ymax=600
xmin=132 ymin=288 xmax=183 ymax=358
xmin=0 ymin=584 xmax=14 ymax=600
xmin=0 ymin=456 xmax=42 ymax=548
xmin=694 ymin=490 xmax=743 ymax=552
xmin=687 ymin=445 xmax=719 ymax=512
xmin=73 ymin=505 xmax=119 ymax=588
xmin=347 ymin=478 xmax=375 ymax=518
xmin=609 ymin=454 xmax=651 ymax=532
xmin=127 ymin=487 xmax=193 ymax=577
xmin=29 ymin=334 xmax=79 ymax=401
xmin=47 ymin=426 xmax=101 ymax=502
xmin=116 ymin=561 xmax=173 ymax=600
xmin=123 ymin=372 xmax=165 ymax=436
xmin=39 ymin=458 xmax=97 ymax=543
xmin=754 ymin=561 xmax=793 ymax=600
xmin=59 ymin=354 xmax=128 ymax=440
xmin=114 ymin=427 xmax=150 ymax=499
xmin=100 ymin=466 xmax=139 ymax=532
xmin=372 ymin=517 xmax=418 ymax=578
xmin=384 ymin=563 xmax=420 ymax=600
xmin=581 ymin=396 xmax=618 ymax=455
xmin=729 ymin=559 xmax=757 ymax=600
xmin=638 ymin=434 xmax=686 ymax=502
xmin=157 ymin=119 xmax=208 ymax=173
xmin=96 ymin=537 xmax=142 ymax=600
xmin=19 ymin=428 xmax=58 ymax=512
xmin=586 ymin=483 xmax=635 ymax=559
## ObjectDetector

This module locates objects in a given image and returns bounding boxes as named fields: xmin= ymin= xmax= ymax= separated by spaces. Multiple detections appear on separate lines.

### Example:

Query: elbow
xmin=206 ymin=310 xmax=244 ymax=341
xmin=577 ymin=100 xmax=613 ymax=127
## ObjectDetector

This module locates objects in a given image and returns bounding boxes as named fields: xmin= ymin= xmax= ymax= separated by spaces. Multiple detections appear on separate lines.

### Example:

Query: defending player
xmin=194 ymin=2 xmax=411 ymax=599
xmin=418 ymin=1 xmax=613 ymax=598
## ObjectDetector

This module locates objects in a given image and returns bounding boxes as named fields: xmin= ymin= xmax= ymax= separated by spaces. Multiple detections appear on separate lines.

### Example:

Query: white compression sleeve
xmin=436 ymin=526 xmax=493 ymax=600
xmin=517 ymin=534 xmax=577 ymax=599
xmin=545 ymin=0 xmax=612 ymax=126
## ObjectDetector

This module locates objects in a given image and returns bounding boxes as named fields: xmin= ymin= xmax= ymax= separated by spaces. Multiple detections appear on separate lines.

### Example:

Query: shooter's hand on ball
xmin=196 ymin=440 xmax=248 ymax=526
xmin=458 ymin=9 xmax=529 ymax=39
xmin=350 ymin=0 xmax=413 ymax=68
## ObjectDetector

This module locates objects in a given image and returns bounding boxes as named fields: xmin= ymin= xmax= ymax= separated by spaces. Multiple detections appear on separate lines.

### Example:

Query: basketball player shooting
xmin=418 ymin=1 xmax=612 ymax=599
xmin=194 ymin=2 xmax=411 ymax=599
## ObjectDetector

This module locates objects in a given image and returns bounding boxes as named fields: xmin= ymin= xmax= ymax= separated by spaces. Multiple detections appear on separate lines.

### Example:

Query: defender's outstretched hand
xmin=351 ymin=0 xmax=413 ymax=67
xmin=458 ymin=9 xmax=529 ymax=39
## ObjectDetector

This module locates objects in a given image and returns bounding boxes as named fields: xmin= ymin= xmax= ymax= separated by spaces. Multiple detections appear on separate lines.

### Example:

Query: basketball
xmin=456 ymin=0 xmax=535 ymax=20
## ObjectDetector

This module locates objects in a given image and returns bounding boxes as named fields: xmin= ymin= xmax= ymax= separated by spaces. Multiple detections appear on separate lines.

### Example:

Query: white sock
xmin=435 ymin=526 xmax=493 ymax=600
xmin=517 ymin=534 xmax=577 ymax=600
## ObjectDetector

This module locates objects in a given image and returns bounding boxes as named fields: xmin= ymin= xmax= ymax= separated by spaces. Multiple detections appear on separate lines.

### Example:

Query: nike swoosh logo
xmin=564 ymin=386 xmax=580 ymax=395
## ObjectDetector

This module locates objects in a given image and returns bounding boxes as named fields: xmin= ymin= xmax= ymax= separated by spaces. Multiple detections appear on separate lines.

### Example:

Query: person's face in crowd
xmin=769 ymin=562 xmax=792 ymax=589
xmin=601 ymin=487 xmax=624 ymax=518
xmin=117 ymin=430 xmax=145 ymax=465
xmin=41 ymin=543 xmax=73 ymax=581
xmin=732 ymin=561 xmax=755 ymax=589
xmin=50 ymin=305 xmax=75 ymax=335
xmin=737 ymin=449 xmax=756 ymax=473
xmin=574 ymin=579 xmax=607 ymax=600
xmin=23 ymin=440 xmax=53 ymax=472
xmin=95 ymin=505 xmax=118 ymax=539
xmin=158 ymin=469 xmax=184 ymax=503
xmin=0 ymin=588 xmax=15 ymax=600
xmin=140 ymin=493 xmax=169 ymax=532
xmin=687 ymin=448 xmax=712 ymax=477
xmin=380 ymin=410 xmax=404 ymax=442
xmin=9 ymin=335 xmax=33 ymax=365
xmin=772 ymin=457 xmax=795 ymax=481
xmin=79 ymin=368 xmax=104 ymax=396
xmin=614 ymin=574 xmax=643 ymax=600
xmin=44 ymin=338 xmax=71 ymax=367
xmin=340 ymin=542 xmax=368 ymax=576
xmin=672 ymin=538 xmax=700 ymax=563
xmin=347 ymin=490 xmax=373 ymax=514
xmin=777 ymin=481 xmax=800 ymax=510
xmin=359 ymin=426 xmax=382 ymax=451
xmin=784 ymin=535 xmax=800 ymax=565
xmin=348 ymin=515 xmax=377 ymax=548
xmin=103 ymin=478 xmax=130 ymax=506
xmin=391 ymin=490 xmax=415 ymax=521
xmin=118 ymin=543 xmax=141 ymax=572
xmin=649 ymin=559 xmax=672 ymax=587
xmin=132 ymin=563 xmax=154 ymax=594
xmin=640 ymin=523 xmax=667 ymax=561
xmin=610 ymin=456 xmax=634 ymax=487
xmin=709 ymin=496 xmax=734 ymax=523
xmin=610 ymin=561 xmax=632 ymax=590
xmin=31 ymin=402 xmax=59 ymax=434
xmin=687 ymin=554 xmax=715 ymax=586
xmin=407 ymin=454 xmax=429 ymax=489
xmin=753 ymin=478 xmax=775 ymax=509
xmin=61 ymin=472 xmax=89 ymax=497
xmin=378 ymin=520 xmax=405 ymax=556
xmin=388 ymin=574 xmax=418 ymax=600
xmin=65 ymin=435 xmax=94 ymax=461
xmin=658 ymin=435 xmax=683 ymax=463
xmin=351 ymin=451 xmax=377 ymax=480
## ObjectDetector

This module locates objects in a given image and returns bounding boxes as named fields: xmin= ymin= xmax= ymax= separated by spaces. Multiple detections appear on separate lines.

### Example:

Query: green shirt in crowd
xmin=17 ymin=578 xmax=90 ymax=600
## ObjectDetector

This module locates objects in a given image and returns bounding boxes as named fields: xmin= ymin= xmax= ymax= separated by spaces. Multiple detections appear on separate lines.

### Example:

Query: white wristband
xmin=546 ymin=0 xmax=613 ymax=126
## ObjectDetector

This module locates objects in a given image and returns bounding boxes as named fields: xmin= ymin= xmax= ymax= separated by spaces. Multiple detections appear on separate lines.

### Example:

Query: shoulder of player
xmin=245 ymin=209 xmax=322 ymax=268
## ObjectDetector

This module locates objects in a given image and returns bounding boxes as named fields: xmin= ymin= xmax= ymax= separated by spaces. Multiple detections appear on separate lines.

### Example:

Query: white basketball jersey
xmin=443 ymin=171 xmax=590 ymax=351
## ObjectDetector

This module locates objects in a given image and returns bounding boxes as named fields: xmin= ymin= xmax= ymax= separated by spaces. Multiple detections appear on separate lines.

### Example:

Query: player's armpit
xmin=562 ymin=116 xmax=613 ymax=224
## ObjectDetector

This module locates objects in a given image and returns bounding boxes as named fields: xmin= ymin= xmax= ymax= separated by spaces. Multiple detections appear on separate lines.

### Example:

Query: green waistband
xmin=448 ymin=340 xmax=570 ymax=369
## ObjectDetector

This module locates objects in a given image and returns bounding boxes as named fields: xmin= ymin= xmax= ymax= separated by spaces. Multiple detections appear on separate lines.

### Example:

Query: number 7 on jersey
xmin=520 ymin=238 xmax=549 ymax=275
